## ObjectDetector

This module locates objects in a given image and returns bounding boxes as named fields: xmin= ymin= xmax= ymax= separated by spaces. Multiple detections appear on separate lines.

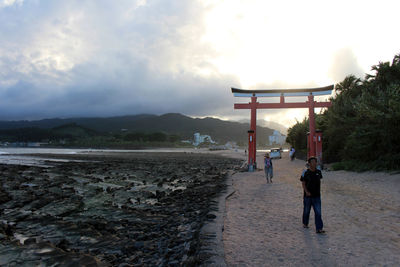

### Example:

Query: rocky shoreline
xmin=0 ymin=152 xmax=243 ymax=266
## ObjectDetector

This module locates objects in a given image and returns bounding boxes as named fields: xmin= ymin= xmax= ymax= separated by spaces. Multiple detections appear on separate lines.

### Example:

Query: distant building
xmin=269 ymin=130 xmax=286 ymax=145
xmin=224 ymin=141 xmax=238 ymax=149
xmin=4 ymin=142 xmax=49 ymax=147
xmin=193 ymin=133 xmax=215 ymax=146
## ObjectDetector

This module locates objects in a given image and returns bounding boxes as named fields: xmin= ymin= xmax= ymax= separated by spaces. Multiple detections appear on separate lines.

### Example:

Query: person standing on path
xmin=300 ymin=157 xmax=325 ymax=234
xmin=264 ymin=153 xmax=273 ymax=183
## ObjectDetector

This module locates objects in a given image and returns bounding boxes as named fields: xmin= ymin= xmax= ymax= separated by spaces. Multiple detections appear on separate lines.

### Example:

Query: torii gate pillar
xmin=247 ymin=130 xmax=256 ymax=170
xmin=308 ymin=94 xmax=316 ymax=159
xmin=248 ymin=96 xmax=257 ymax=170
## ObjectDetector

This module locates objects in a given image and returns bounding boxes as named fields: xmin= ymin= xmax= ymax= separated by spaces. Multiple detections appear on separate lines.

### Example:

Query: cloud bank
xmin=0 ymin=0 xmax=399 ymax=126
xmin=0 ymin=0 xmax=239 ymax=120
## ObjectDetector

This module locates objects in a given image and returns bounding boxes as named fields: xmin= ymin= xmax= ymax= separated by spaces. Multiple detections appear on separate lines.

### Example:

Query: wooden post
xmin=248 ymin=130 xmax=255 ymax=171
xmin=316 ymin=130 xmax=323 ymax=166
xmin=249 ymin=96 xmax=257 ymax=170
xmin=308 ymin=94 xmax=316 ymax=158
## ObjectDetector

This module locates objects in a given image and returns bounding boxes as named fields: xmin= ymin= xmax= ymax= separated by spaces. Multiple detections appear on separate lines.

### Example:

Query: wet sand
xmin=223 ymin=152 xmax=400 ymax=266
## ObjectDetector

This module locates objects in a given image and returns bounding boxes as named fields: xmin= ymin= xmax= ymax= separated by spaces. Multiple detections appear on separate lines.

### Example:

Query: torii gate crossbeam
xmin=231 ymin=85 xmax=334 ymax=171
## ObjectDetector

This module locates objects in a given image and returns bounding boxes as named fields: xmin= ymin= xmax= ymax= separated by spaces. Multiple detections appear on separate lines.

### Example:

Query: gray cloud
xmin=328 ymin=47 xmax=365 ymax=82
xmin=0 ymin=0 xmax=242 ymax=120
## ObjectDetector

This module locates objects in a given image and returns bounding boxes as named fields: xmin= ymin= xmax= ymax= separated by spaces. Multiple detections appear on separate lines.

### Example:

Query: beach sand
xmin=223 ymin=152 xmax=400 ymax=266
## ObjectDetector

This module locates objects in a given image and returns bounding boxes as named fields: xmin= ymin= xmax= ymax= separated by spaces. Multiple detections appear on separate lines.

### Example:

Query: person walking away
xmin=264 ymin=153 xmax=273 ymax=183
xmin=289 ymin=147 xmax=296 ymax=161
xmin=300 ymin=157 xmax=325 ymax=234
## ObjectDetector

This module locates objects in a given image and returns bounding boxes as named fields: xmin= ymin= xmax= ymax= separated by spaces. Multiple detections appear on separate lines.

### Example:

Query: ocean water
xmin=0 ymin=148 xmax=83 ymax=155
xmin=0 ymin=147 xmax=200 ymax=166
xmin=0 ymin=147 xmax=267 ymax=166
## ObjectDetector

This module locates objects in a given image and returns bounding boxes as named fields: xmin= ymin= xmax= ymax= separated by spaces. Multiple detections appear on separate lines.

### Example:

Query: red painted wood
xmin=248 ymin=97 xmax=257 ymax=169
xmin=316 ymin=131 xmax=323 ymax=164
xmin=308 ymin=95 xmax=316 ymax=157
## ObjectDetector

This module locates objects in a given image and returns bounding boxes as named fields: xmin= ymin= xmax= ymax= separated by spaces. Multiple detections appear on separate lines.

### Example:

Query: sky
xmin=0 ymin=0 xmax=399 ymax=127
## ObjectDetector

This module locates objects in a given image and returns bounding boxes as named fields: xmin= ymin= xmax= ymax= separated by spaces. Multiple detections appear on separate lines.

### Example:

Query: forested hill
xmin=286 ymin=54 xmax=400 ymax=171
xmin=0 ymin=113 xmax=275 ymax=145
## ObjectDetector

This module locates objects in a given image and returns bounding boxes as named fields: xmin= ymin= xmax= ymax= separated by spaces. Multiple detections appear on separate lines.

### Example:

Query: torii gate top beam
xmin=232 ymin=84 xmax=334 ymax=109
xmin=232 ymin=84 xmax=334 ymax=97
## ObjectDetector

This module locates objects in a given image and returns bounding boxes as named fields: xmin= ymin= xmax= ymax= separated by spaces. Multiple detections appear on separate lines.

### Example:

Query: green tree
xmin=286 ymin=117 xmax=308 ymax=152
xmin=148 ymin=132 xmax=167 ymax=142
xmin=287 ymin=53 xmax=400 ymax=170
xmin=322 ymin=75 xmax=363 ymax=162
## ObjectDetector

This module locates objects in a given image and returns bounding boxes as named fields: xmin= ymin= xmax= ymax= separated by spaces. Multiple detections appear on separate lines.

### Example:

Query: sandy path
xmin=223 ymin=152 xmax=400 ymax=266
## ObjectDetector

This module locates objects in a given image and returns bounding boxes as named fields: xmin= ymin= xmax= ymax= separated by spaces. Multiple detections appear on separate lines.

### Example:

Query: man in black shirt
xmin=300 ymin=157 xmax=325 ymax=234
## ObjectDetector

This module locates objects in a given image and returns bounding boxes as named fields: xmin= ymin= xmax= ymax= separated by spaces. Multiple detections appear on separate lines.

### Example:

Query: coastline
xmin=196 ymin=170 xmax=236 ymax=266
xmin=195 ymin=149 xmax=247 ymax=266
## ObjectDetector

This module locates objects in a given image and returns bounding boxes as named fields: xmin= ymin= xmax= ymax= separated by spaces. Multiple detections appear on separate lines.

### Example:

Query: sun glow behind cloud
xmin=0 ymin=0 xmax=23 ymax=8
xmin=201 ymin=0 xmax=332 ymax=87
xmin=201 ymin=0 xmax=400 ymax=89
xmin=197 ymin=0 xmax=400 ymax=127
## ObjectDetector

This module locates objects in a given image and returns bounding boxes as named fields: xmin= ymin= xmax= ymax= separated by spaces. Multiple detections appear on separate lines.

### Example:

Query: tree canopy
xmin=286 ymin=54 xmax=400 ymax=171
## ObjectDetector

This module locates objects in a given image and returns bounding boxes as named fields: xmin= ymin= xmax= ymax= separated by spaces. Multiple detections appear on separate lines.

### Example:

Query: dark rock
xmin=1 ymin=223 xmax=14 ymax=237
xmin=0 ymin=188 xmax=12 ymax=204
xmin=56 ymin=238 xmax=71 ymax=250
xmin=0 ymin=153 xmax=242 ymax=266
xmin=24 ymin=237 xmax=37 ymax=245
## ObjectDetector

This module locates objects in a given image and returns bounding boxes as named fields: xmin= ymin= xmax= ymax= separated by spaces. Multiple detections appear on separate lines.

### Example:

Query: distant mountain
xmin=259 ymin=121 xmax=288 ymax=135
xmin=0 ymin=113 xmax=275 ymax=145
xmin=238 ymin=119 xmax=288 ymax=135
xmin=0 ymin=114 xmax=157 ymax=132
xmin=0 ymin=123 xmax=98 ymax=142
xmin=52 ymin=123 xmax=98 ymax=138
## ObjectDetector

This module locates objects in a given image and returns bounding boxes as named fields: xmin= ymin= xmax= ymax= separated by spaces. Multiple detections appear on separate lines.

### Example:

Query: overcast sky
xmin=0 ymin=0 xmax=399 ymax=126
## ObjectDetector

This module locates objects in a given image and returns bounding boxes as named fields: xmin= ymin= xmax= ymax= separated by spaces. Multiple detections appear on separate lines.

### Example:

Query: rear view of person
xmin=264 ymin=153 xmax=273 ymax=183
xmin=289 ymin=147 xmax=296 ymax=161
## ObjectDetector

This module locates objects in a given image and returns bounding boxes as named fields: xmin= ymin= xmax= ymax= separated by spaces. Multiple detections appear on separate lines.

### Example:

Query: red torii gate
xmin=231 ymin=85 xmax=334 ymax=171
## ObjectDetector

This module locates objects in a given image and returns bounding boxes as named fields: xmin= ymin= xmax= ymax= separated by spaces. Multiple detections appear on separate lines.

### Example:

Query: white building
xmin=269 ymin=130 xmax=286 ymax=145
xmin=193 ymin=133 xmax=215 ymax=146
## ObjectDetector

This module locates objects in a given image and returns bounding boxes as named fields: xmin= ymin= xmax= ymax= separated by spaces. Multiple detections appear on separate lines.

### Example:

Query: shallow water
xmin=0 ymin=147 xmax=199 ymax=166
xmin=0 ymin=154 xmax=90 ymax=167
xmin=0 ymin=147 xmax=198 ymax=155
